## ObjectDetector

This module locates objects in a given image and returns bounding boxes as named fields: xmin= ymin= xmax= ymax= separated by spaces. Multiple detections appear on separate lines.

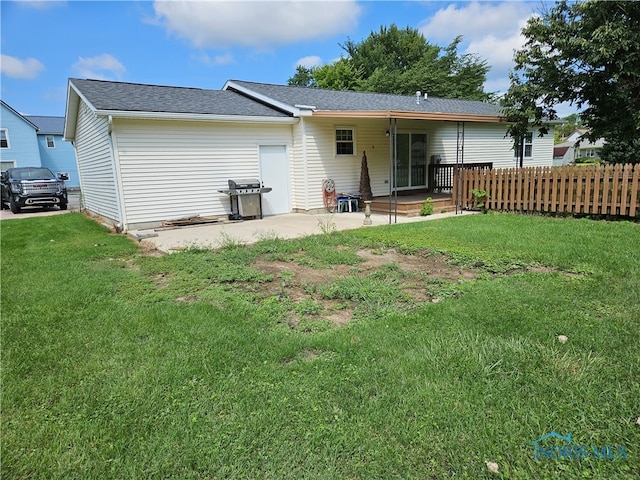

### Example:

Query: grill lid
xmin=229 ymin=178 xmax=261 ymax=190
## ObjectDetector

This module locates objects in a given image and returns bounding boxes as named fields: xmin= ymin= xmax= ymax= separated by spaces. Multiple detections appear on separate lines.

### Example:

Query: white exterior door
xmin=259 ymin=145 xmax=290 ymax=215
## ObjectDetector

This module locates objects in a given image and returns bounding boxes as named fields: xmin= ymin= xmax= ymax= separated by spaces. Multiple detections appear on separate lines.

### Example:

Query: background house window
xmin=0 ymin=129 xmax=9 ymax=149
xmin=335 ymin=128 xmax=355 ymax=156
xmin=46 ymin=135 xmax=55 ymax=148
xmin=514 ymin=131 xmax=533 ymax=158
xmin=1 ymin=160 xmax=16 ymax=172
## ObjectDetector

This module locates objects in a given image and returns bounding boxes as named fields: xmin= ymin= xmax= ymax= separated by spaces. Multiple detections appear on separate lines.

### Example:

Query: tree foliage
xmin=288 ymin=25 xmax=491 ymax=101
xmin=503 ymin=0 xmax=640 ymax=164
xmin=554 ymin=114 xmax=583 ymax=144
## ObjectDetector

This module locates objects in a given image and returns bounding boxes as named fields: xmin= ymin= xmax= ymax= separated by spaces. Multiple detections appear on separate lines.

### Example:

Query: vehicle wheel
xmin=9 ymin=197 xmax=21 ymax=214
xmin=59 ymin=202 xmax=68 ymax=211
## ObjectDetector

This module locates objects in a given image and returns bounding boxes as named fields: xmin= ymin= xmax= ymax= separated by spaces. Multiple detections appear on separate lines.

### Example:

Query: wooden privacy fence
xmin=456 ymin=163 xmax=640 ymax=217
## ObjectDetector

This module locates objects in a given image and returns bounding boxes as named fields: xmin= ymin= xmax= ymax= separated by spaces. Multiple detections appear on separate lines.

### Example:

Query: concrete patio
xmin=129 ymin=209 xmax=477 ymax=253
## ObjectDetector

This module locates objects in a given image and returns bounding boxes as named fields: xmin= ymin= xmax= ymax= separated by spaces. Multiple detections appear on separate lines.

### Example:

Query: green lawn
xmin=2 ymin=212 xmax=638 ymax=479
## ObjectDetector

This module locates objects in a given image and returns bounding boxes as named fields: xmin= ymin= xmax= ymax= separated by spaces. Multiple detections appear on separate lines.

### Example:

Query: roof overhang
xmin=63 ymin=81 xmax=85 ymax=141
xmin=96 ymin=110 xmax=299 ymax=125
xmin=311 ymin=110 xmax=507 ymax=123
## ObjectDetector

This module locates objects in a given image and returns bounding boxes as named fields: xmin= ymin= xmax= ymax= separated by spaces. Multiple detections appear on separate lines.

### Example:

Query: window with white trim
xmin=1 ymin=160 xmax=16 ymax=172
xmin=335 ymin=127 xmax=355 ymax=156
xmin=46 ymin=135 xmax=55 ymax=148
xmin=514 ymin=131 xmax=533 ymax=158
xmin=0 ymin=129 xmax=9 ymax=149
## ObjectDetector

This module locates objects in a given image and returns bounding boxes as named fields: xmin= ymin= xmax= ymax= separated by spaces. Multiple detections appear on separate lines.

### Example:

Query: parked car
xmin=0 ymin=167 xmax=68 ymax=213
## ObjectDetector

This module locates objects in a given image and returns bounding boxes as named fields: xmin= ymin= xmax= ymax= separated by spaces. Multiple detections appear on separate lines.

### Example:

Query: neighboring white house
xmin=553 ymin=129 xmax=606 ymax=165
xmin=64 ymin=78 xmax=556 ymax=231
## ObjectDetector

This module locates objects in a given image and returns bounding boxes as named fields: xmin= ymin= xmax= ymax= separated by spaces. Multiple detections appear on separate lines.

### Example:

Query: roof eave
xmin=64 ymin=80 xmax=93 ymax=141
xmin=96 ymin=110 xmax=298 ymax=124
xmin=311 ymin=110 xmax=507 ymax=123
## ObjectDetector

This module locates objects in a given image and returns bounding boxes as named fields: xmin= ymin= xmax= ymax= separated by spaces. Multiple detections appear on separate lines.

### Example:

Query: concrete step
xmin=369 ymin=197 xmax=456 ymax=217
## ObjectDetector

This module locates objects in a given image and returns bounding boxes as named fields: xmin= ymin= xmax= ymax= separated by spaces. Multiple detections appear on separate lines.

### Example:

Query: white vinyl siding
xmin=299 ymin=118 xmax=391 ymax=210
xmin=428 ymin=122 xmax=553 ymax=169
xmin=73 ymin=102 xmax=120 ymax=222
xmin=294 ymin=118 xmax=555 ymax=212
xmin=291 ymin=120 xmax=307 ymax=210
xmin=111 ymin=119 xmax=292 ymax=228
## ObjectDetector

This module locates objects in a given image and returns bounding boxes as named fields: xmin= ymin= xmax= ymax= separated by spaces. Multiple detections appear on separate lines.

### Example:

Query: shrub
xmin=420 ymin=197 xmax=435 ymax=216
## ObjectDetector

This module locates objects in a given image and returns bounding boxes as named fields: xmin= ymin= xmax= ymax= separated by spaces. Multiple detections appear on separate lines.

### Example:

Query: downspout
xmin=388 ymin=118 xmax=392 ymax=224
xmin=107 ymin=115 xmax=127 ymax=231
xmin=388 ymin=118 xmax=398 ymax=224
xmin=301 ymin=117 xmax=309 ymax=212
xmin=393 ymin=118 xmax=398 ymax=223
xmin=455 ymin=121 xmax=465 ymax=215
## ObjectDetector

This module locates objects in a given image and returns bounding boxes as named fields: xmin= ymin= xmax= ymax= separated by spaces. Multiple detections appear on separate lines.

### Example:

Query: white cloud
xmin=466 ymin=26 xmax=526 ymax=72
xmin=296 ymin=55 xmax=322 ymax=69
xmin=419 ymin=1 xmax=536 ymax=94
xmin=0 ymin=54 xmax=45 ymax=79
xmin=72 ymin=54 xmax=125 ymax=80
xmin=194 ymin=52 xmax=236 ymax=67
xmin=152 ymin=0 xmax=362 ymax=49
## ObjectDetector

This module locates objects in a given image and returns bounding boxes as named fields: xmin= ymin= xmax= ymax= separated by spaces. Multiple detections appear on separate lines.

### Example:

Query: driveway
xmin=0 ymin=192 xmax=81 ymax=220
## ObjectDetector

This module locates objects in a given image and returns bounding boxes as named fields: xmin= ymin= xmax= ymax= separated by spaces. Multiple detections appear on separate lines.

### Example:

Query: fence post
xmin=629 ymin=164 xmax=639 ymax=217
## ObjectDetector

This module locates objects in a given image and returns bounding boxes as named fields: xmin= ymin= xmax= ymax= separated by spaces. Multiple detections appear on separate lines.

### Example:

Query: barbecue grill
xmin=219 ymin=178 xmax=272 ymax=220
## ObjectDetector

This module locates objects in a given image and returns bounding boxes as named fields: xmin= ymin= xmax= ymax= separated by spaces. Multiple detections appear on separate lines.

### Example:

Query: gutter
xmin=311 ymin=110 xmax=507 ymax=123
xmin=94 ymin=110 xmax=299 ymax=124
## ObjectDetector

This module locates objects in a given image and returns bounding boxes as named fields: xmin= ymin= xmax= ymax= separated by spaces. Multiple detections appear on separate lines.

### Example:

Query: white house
xmin=64 ymin=79 xmax=555 ymax=231
xmin=553 ymin=129 xmax=606 ymax=165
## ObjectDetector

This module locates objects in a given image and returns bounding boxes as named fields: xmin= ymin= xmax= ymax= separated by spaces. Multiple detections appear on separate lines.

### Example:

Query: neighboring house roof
xmin=553 ymin=145 xmax=570 ymax=158
xmin=25 ymin=116 xmax=65 ymax=135
xmin=1 ymin=100 xmax=39 ymax=130
xmin=576 ymin=137 xmax=606 ymax=149
xmin=225 ymin=79 xmax=505 ymax=122
xmin=559 ymin=129 xmax=606 ymax=150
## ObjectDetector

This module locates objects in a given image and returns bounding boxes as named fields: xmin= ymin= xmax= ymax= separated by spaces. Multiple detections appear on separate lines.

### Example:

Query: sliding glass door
xmin=394 ymin=132 xmax=427 ymax=189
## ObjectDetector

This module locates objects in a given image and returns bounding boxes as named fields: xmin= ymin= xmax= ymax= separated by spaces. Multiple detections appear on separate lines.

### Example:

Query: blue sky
xmin=1 ymin=0 xmax=558 ymax=117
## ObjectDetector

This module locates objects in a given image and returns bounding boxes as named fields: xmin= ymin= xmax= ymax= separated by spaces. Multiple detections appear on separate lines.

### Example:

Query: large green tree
xmin=503 ymin=0 xmax=640 ymax=164
xmin=288 ymin=25 xmax=491 ymax=101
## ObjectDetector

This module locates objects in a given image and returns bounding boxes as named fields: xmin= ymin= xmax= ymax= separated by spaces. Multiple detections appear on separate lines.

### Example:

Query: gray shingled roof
xmin=228 ymin=80 xmax=504 ymax=117
xmin=69 ymin=79 xmax=292 ymax=118
xmin=25 ymin=116 xmax=65 ymax=135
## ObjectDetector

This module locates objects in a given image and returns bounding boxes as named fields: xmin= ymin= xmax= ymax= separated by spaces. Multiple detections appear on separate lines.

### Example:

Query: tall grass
xmin=2 ymin=212 xmax=638 ymax=479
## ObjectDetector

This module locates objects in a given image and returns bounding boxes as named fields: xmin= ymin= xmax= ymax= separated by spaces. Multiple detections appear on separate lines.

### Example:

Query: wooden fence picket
xmin=458 ymin=163 xmax=639 ymax=217
xmin=630 ymin=164 xmax=639 ymax=217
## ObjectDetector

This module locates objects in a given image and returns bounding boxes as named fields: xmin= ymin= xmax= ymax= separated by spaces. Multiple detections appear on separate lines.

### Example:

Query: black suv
xmin=1 ymin=167 xmax=68 ymax=213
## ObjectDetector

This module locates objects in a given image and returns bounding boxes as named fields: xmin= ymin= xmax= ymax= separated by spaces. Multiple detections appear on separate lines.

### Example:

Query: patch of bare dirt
xmin=139 ymin=244 xmax=575 ymax=330
xmin=252 ymin=248 xmax=479 ymax=329
xmin=139 ymin=239 xmax=165 ymax=257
